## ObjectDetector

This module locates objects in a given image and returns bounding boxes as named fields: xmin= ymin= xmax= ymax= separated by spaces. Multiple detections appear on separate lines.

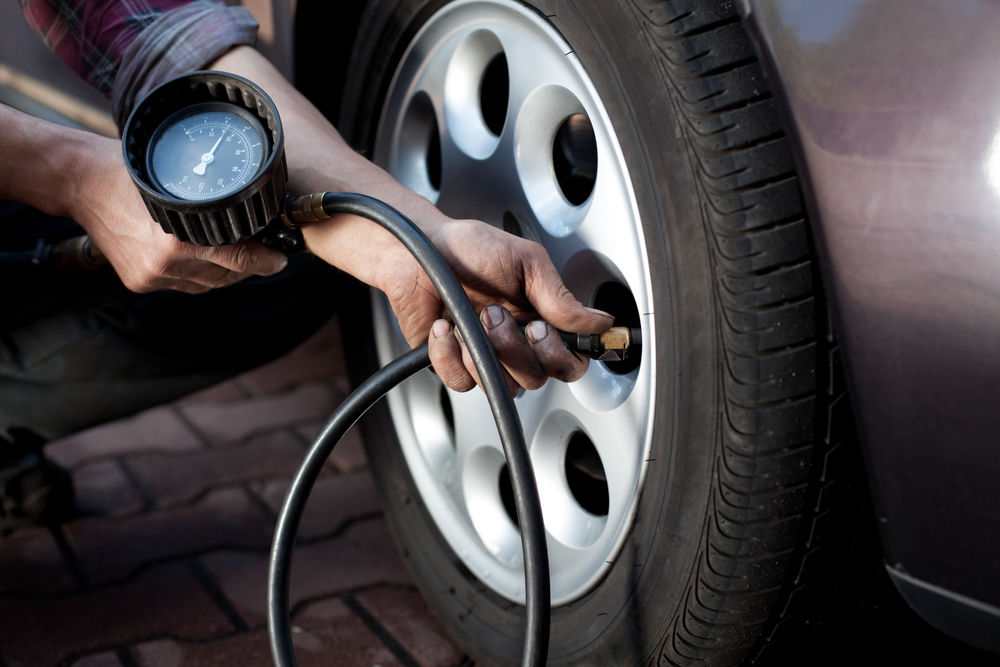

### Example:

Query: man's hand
xmin=0 ymin=104 xmax=288 ymax=294
xmin=70 ymin=135 xmax=288 ymax=294
xmin=379 ymin=219 xmax=614 ymax=395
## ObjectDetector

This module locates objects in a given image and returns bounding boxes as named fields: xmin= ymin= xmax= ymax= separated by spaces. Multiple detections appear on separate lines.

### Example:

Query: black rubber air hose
xmin=267 ymin=193 xmax=550 ymax=667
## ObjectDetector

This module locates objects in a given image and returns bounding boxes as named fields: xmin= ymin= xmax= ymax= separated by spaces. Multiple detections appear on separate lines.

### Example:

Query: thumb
xmin=195 ymin=239 xmax=288 ymax=276
xmin=523 ymin=251 xmax=614 ymax=334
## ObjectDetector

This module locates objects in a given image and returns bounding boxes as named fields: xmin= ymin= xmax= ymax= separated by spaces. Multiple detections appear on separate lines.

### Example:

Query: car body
xmin=739 ymin=0 xmax=1000 ymax=652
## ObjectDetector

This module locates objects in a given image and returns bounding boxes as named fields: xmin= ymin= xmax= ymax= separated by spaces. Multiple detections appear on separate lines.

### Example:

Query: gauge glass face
xmin=149 ymin=104 xmax=267 ymax=201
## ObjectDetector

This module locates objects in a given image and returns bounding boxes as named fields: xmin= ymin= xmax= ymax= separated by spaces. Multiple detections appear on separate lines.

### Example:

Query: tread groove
xmin=671 ymin=14 xmax=743 ymax=38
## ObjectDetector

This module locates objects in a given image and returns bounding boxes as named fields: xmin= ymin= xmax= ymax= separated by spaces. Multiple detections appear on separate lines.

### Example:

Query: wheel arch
xmin=738 ymin=0 xmax=1000 ymax=652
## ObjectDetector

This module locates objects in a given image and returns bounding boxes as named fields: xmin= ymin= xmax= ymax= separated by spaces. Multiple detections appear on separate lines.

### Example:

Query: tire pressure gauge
xmin=122 ymin=71 xmax=302 ymax=252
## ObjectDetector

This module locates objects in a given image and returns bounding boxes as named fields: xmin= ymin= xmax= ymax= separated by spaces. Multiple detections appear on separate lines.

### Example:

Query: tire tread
xmin=625 ymin=3 xmax=864 ymax=663
xmin=630 ymin=7 xmax=827 ymax=664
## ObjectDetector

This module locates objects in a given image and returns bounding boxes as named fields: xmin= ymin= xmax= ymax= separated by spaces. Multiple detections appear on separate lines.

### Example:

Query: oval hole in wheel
xmin=439 ymin=383 xmax=455 ymax=445
xmin=427 ymin=117 xmax=442 ymax=190
xmin=565 ymin=431 xmax=608 ymax=516
xmin=396 ymin=90 xmax=441 ymax=201
xmin=498 ymin=464 xmax=519 ymax=529
xmin=553 ymin=113 xmax=597 ymax=205
xmin=480 ymin=53 xmax=509 ymax=136
xmin=593 ymin=281 xmax=641 ymax=375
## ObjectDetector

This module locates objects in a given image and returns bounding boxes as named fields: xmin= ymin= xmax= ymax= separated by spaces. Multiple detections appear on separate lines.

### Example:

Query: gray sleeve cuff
xmin=112 ymin=1 xmax=259 ymax=130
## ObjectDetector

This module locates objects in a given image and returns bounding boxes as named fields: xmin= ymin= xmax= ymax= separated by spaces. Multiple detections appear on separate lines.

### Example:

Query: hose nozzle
xmin=46 ymin=236 xmax=107 ymax=271
xmin=561 ymin=326 xmax=642 ymax=361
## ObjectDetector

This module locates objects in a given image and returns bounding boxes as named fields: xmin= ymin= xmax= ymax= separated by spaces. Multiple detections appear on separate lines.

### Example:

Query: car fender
xmin=739 ymin=0 xmax=1000 ymax=653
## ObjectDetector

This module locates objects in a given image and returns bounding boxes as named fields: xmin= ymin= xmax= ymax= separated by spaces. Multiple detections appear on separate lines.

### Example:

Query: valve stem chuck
xmin=560 ymin=326 xmax=642 ymax=361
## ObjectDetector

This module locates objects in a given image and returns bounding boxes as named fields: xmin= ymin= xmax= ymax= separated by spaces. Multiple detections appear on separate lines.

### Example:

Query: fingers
xmin=427 ymin=319 xmax=476 ymax=393
xmin=479 ymin=305 xmax=546 ymax=391
xmin=122 ymin=239 xmax=288 ymax=294
xmin=427 ymin=319 xmax=518 ymax=394
xmin=523 ymin=319 xmax=589 ymax=383
xmin=521 ymin=243 xmax=614 ymax=334
xmin=193 ymin=240 xmax=288 ymax=278
xmin=427 ymin=305 xmax=590 ymax=395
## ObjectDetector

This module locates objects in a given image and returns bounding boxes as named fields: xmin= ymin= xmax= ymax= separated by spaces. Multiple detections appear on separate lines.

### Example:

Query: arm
xmin=209 ymin=46 xmax=614 ymax=393
xmin=18 ymin=0 xmax=609 ymax=390
xmin=0 ymin=103 xmax=287 ymax=293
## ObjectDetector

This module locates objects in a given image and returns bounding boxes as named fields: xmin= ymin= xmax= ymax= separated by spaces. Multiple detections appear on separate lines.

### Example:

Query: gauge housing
xmin=122 ymin=71 xmax=287 ymax=247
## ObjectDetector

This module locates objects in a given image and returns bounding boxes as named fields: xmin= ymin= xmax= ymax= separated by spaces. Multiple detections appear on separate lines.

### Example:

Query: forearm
xmin=207 ymin=46 xmax=447 ymax=290
xmin=0 ymin=104 xmax=102 ymax=220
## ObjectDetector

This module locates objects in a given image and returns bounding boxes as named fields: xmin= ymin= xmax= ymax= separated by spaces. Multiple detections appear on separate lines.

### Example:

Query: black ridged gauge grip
xmin=122 ymin=71 xmax=299 ymax=252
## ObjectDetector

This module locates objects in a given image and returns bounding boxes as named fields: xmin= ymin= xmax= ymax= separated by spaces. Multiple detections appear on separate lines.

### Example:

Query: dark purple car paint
xmin=742 ymin=0 xmax=1000 ymax=650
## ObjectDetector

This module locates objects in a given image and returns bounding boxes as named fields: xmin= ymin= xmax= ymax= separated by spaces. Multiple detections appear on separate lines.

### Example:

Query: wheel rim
xmin=372 ymin=0 xmax=657 ymax=605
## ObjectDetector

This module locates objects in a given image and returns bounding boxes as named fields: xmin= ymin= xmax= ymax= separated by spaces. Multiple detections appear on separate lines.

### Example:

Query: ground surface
xmin=0 ymin=318 xmax=470 ymax=667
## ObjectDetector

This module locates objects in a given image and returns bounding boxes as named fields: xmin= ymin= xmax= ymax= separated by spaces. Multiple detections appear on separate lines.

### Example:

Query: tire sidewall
xmin=341 ymin=1 xmax=724 ymax=664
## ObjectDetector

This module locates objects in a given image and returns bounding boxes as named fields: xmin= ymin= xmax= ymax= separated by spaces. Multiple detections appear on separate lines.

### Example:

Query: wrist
xmin=62 ymin=133 xmax=111 ymax=221
xmin=59 ymin=133 xmax=134 ymax=243
xmin=293 ymin=187 xmax=453 ymax=292
xmin=298 ymin=209 xmax=421 ymax=291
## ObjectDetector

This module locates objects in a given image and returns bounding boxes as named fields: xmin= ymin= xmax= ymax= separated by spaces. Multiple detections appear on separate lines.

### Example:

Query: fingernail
xmin=432 ymin=319 xmax=451 ymax=339
xmin=526 ymin=320 xmax=548 ymax=343
xmin=585 ymin=307 xmax=614 ymax=320
xmin=482 ymin=305 xmax=504 ymax=328
xmin=454 ymin=327 xmax=465 ymax=345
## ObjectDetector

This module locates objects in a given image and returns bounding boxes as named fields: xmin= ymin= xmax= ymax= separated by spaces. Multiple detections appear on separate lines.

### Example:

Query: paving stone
xmin=293 ymin=420 xmax=324 ymax=443
xmin=133 ymin=635 xmax=271 ymax=667
xmin=330 ymin=373 xmax=352 ymax=396
xmin=173 ymin=380 xmax=249 ymax=407
xmin=357 ymin=587 xmax=466 ymax=667
xmin=0 ymin=526 xmax=76 ymax=594
xmin=179 ymin=383 xmax=344 ymax=446
xmin=47 ymin=408 xmax=203 ymax=469
xmin=293 ymin=597 xmax=404 ymax=667
xmin=127 ymin=430 xmax=308 ymax=508
xmin=294 ymin=420 xmax=368 ymax=473
xmin=69 ymin=651 xmax=125 ymax=667
xmin=239 ymin=317 xmax=347 ymax=397
xmin=251 ymin=472 xmax=382 ymax=541
xmin=74 ymin=460 xmax=145 ymax=517
xmin=0 ymin=562 xmax=232 ymax=667
xmin=201 ymin=518 xmax=410 ymax=627
xmin=133 ymin=598 xmax=402 ymax=667
xmin=65 ymin=488 xmax=273 ymax=585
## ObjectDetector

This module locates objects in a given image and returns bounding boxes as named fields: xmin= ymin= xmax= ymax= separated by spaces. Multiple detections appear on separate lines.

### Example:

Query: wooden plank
xmin=0 ymin=62 xmax=117 ymax=137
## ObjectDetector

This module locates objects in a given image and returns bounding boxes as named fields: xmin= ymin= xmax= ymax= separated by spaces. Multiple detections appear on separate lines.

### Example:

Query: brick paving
xmin=0 ymin=317 xmax=471 ymax=667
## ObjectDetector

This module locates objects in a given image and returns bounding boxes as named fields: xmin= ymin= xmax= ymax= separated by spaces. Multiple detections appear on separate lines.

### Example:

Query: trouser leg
xmin=0 ymin=202 xmax=344 ymax=441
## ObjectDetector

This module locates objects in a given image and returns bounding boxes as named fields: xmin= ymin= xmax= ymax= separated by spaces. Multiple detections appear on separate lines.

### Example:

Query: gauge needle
xmin=193 ymin=131 xmax=226 ymax=175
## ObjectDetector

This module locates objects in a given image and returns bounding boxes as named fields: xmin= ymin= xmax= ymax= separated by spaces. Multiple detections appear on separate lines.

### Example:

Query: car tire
xmin=336 ymin=1 xmax=871 ymax=665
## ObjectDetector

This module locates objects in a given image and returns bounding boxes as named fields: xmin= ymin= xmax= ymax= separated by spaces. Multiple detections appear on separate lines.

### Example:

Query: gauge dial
xmin=148 ymin=103 xmax=268 ymax=201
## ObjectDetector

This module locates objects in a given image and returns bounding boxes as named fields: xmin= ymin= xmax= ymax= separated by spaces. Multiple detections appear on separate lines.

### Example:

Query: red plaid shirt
xmin=20 ymin=0 xmax=206 ymax=95
xmin=19 ymin=0 xmax=257 ymax=126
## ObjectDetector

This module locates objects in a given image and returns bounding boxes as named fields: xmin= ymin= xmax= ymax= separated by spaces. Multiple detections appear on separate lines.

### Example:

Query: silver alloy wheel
xmin=371 ymin=0 xmax=657 ymax=605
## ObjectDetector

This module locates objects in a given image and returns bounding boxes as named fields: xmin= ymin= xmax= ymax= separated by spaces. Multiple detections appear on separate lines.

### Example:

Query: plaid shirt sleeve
xmin=19 ymin=0 xmax=258 ymax=128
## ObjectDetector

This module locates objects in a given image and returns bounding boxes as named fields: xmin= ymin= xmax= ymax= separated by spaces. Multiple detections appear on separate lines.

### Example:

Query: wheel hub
xmin=372 ymin=0 xmax=656 ymax=605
